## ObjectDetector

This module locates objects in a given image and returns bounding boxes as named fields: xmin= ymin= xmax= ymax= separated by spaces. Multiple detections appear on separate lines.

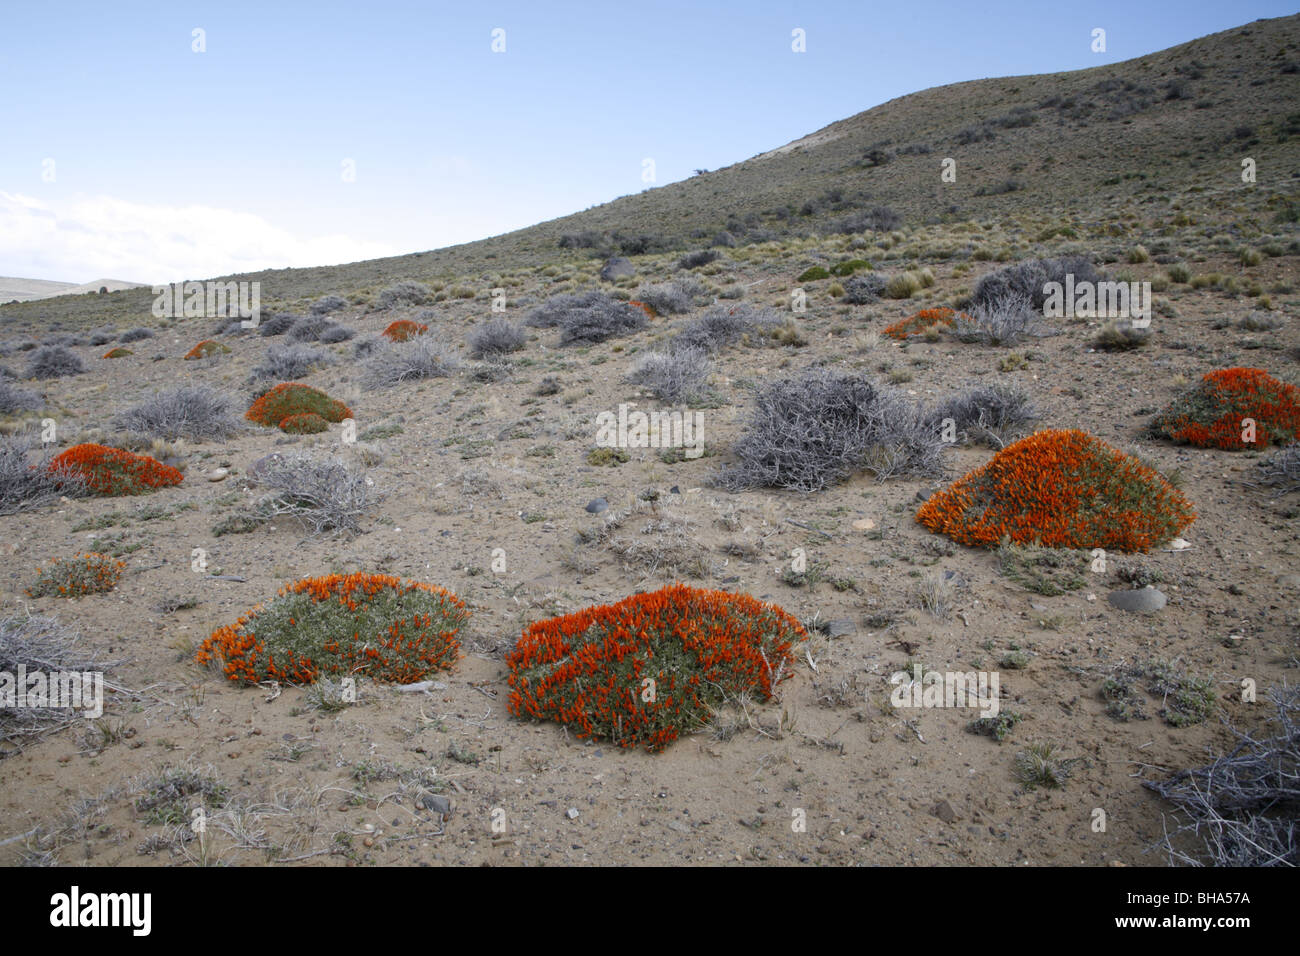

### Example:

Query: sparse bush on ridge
xmin=362 ymin=336 xmax=459 ymax=390
xmin=117 ymin=385 xmax=242 ymax=442
xmin=249 ymin=344 xmax=332 ymax=383
xmin=833 ymin=205 xmax=902 ymax=234
xmin=286 ymin=315 xmax=331 ymax=343
xmin=714 ymin=369 xmax=945 ymax=492
xmin=467 ymin=318 xmax=526 ymax=359
xmin=679 ymin=249 xmax=720 ymax=270
xmin=842 ymin=273 xmax=886 ymax=304
xmin=197 ymin=573 xmax=468 ymax=684
xmin=558 ymin=299 xmax=646 ymax=345
xmin=626 ymin=347 xmax=712 ymax=403
xmin=506 ymin=583 xmax=806 ymax=752
xmin=257 ymin=313 xmax=299 ymax=337
xmin=118 ymin=327 xmax=154 ymax=344
xmin=377 ymin=281 xmax=432 ymax=309
xmin=309 ymin=294 xmax=348 ymax=315
xmin=25 ymin=346 xmax=84 ymax=380
xmin=183 ymin=339 xmax=230 ymax=360
xmin=1257 ymin=442 xmax=1300 ymax=493
xmin=317 ymin=322 xmax=353 ymax=343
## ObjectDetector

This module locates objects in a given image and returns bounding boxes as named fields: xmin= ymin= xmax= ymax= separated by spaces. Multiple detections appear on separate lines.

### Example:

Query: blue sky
xmin=1 ymin=0 xmax=1292 ymax=283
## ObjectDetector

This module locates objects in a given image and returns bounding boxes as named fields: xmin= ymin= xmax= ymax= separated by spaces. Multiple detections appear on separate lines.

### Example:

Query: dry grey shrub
xmin=362 ymin=336 xmax=459 ymax=390
xmin=467 ymin=318 xmax=526 ymax=359
xmin=951 ymin=291 xmax=1047 ymax=345
xmin=526 ymin=290 xmax=647 ymax=344
xmin=927 ymin=383 xmax=1038 ymax=448
xmin=635 ymin=277 xmax=705 ymax=315
xmin=257 ymin=313 xmax=299 ymax=337
xmin=672 ymin=303 xmax=784 ymax=353
xmin=0 ymin=380 xmax=43 ymax=414
xmin=310 ymin=294 xmax=349 ymax=315
xmin=1257 ymin=443 xmax=1300 ymax=494
xmin=576 ymin=504 xmax=709 ymax=578
xmin=252 ymin=455 xmax=381 ymax=535
xmin=0 ymin=613 xmax=111 ymax=742
xmin=0 ymin=433 xmax=86 ymax=515
xmin=118 ymin=327 xmax=154 ymax=343
xmin=1144 ymin=684 xmax=1300 ymax=866
xmin=626 ymin=347 xmax=712 ymax=403
xmin=713 ymin=369 xmax=944 ymax=492
xmin=971 ymin=255 xmax=1103 ymax=311
xmin=116 ymin=385 xmax=242 ymax=442
xmin=25 ymin=346 xmax=84 ymax=380
xmin=249 ymin=344 xmax=333 ymax=383
xmin=377 ymin=281 xmax=432 ymax=309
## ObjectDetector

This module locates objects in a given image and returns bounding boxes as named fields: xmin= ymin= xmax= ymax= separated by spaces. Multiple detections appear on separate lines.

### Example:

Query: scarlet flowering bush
xmin=883 ymin=307 xmax=963 ymax=340
xmin=28 ymin=552 xmax=125 ymax=598
xmin=506 ymin=584 xmax=807 ymax=752
xmin=48 ymin=444 xmax=183 ymax=496
xmin=627 ymin=299 xmax=658 ymax=320
xmin=245 ymin=383 xmax=351 ymax=428
xmin=102 ymin=347 xmax=132 ymax=359
xmin=1149 ymin=367 xmax=1300 ymax=450
xmin=382 ymin=320 xmax=428 ymax=342
xmin=184 ymin=339 xmax=231 ymax=360
xmin=278 ymin=412 xmax=330 ymax=434
xmin=917 ymin=429 xmax=1195 ymax=552
xmin=196 ymin=573 xmax=469 ymax=685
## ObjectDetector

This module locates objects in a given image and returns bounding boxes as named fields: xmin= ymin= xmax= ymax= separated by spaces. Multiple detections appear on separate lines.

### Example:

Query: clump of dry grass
xmin=0 ymin=613 xmax=113 ymax=744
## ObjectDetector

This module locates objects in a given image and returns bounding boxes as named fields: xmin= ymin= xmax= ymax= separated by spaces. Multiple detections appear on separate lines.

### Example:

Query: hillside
xmin=4 ymin=14 xmax=1298 ymax=328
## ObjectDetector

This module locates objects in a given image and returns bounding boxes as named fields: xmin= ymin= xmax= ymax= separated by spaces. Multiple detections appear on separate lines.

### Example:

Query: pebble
xmin=421 ymin=794 xmax=452 ymax=816
xmin=206 ymin=467 xmax=228 ymax=482
xmin=1107 ymin=587 xmax=1167 ymax=613
xmin=852 ymin=518 xmax=876 ymax=531
xmin=825 ymin=619 xmax=856 ymax=638
xmin=931 ymin=799 xmax=960 ymax=824
xmin=566 ymin=808 xmax=580 ymax=820
xmin=1276 ymin=574 xmax=1300 ymax=589
xmin=585 ymin=498 xmax=608 ymax=514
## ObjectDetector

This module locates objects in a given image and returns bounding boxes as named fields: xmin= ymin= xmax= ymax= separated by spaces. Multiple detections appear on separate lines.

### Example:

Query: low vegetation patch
xmin=506 ymin=584 xmax=806 ymax=752
xmin=183 ymin=339 xmax=231 ymax=360
xmin=197 ymin=573 xmax=469 ymax=684
xmin=279 ymin=412 xmax=331 ymax=434
xmin=1149 ymin=367 xmax=1300 ymax=450
xmin=117 ymin=385 xmax=242 ymax=442
xmin=917 ymin=429 xmax=1194 ymax=551
xmin=48 ymin=444 xmax=183 ymax=496
xmin=884 ymin=307 xmax=959 ymax=340
xmin=28 ymin=552 xmax=125 ymax=598
xmin=382 ymin=319 xmax=428 ymax=342
xmin=246 ymin=383 xmax=351 ymax=428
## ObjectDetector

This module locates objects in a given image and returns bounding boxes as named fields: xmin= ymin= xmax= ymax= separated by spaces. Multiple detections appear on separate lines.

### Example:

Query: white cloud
xmin=0 ymin=191 xmax=399 ymax=284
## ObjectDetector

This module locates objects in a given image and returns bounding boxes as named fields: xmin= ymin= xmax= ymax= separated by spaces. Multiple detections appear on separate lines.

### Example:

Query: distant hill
xmin=3 ymin=12 xmax=1297 ymax=327
xmin=0 ymin=277 xmax=146 ymax=304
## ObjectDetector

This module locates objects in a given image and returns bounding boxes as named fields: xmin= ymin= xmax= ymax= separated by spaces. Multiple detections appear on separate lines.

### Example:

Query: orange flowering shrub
xmin=506 ymin=584 xmax=806 ymax=752
xmin=278 ymin=412 xmax=330 ymax=434
xmin=916 ymin=429 xmax=1194 ymax=552
xmin=245 ymin=383 xmax=351 ymax=428
xmin=196 ymin=573 xmax=469 ymax=685
xmin=628 ymin=300 xmax=658 ymax=319
xmin=382 ymin=319 xmax=428 ymax=342
xmin=184 ymin=340 xmax=231 ymax=360
xmin=883 ymin=307 xmax=963 ymax=340
xmin=1149 ymin=367 xmax=1300 ymax=450
xmin=102 ymin=347 xmax=132 ymax=358
xmin=27 ymin=552 xmax=125 ymax=598
xmin=48 ymin=444 xmax=183 ymax=496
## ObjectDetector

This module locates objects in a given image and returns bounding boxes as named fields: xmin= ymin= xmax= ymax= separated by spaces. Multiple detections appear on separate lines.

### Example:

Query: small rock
xmin=421 ymin=794 xmax=452 ymax=816
xmin=931 ymin=799 xmax=960 ymax=824
xmin=585 ymin=498 xmax=608 ymax=514
xmin=825 ymin=619 xmax=856 ymax=638
xmin=566 ymin=808 xmax=580 ymax=820
xmin=1275 ymin=574 xmax=1300 ymax=590
xmin=207 ymin=467 xmax=228 ymax=482
xmin=1167 ymin=538 xmax=1192 ymax=551
xmin=915 ymin=489 xmax=932 ymax=503
xmin=1107 ymin=587 xmax=1167 ymax=613
xmin=852 ymin=518 xmax=876 ymax=531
